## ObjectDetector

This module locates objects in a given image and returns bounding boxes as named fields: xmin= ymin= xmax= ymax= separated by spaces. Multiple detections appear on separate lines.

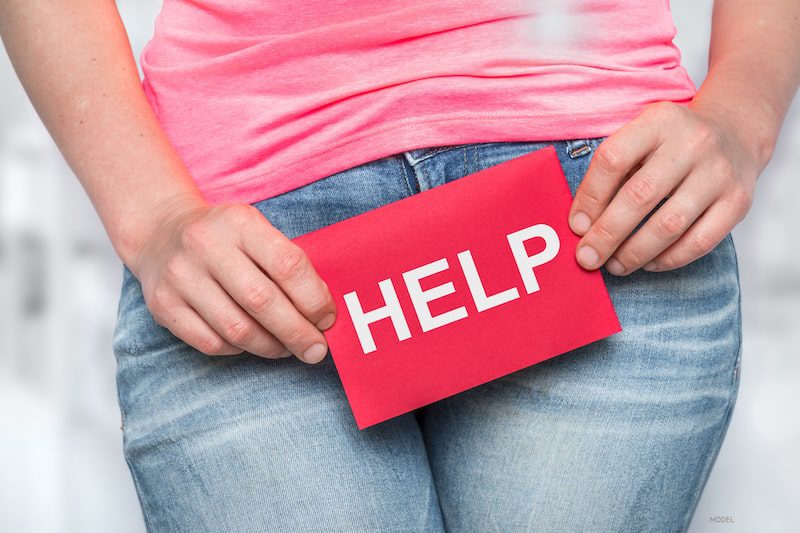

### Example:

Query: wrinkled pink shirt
xmin=140 ymin=1 xmax=697 ymax=205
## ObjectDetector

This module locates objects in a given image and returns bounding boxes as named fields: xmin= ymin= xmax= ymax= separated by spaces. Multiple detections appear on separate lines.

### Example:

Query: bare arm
xmin=568 ymin=0 xmax=800 ymax=275
xmin=691 ymin=0 xmax=800 ymax=165
xmin=0 ymin=0 xmax=335 ymax=363
xmin=0 ymin=0 xmax=204 ymax=266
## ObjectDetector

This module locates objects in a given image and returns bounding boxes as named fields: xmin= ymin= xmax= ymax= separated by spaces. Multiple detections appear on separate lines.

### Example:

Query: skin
xmin=569 ymin=0 xmax=800 ymax=275
xmin=0 ymin=0 xmax=336 ymax=364
xmin=1 ymin=1 xmax=798 ymax=362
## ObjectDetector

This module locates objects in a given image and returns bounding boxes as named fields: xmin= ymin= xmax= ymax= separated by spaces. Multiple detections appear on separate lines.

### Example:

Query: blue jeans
xmin=112 ymin=137 xmax=742 ymax=532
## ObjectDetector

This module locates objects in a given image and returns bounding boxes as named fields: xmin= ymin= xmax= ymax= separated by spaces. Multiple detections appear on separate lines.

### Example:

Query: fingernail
xmin=605 ymin=257 xmax=626 ymax=276
xmin=316 ymin=313 xmax=335 ymax=330
xmin=570 ymin=211 xmax=592 ymax=235
xmin=643 ymin=262 xmax=658 ymax=271
xmin=302 ymin=342 xmax=328 ymax=364
xmin=576 ymin=245 xmax=599 ymax=268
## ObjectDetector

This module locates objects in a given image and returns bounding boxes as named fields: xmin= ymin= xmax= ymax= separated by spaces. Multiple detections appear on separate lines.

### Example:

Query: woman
xmin=2 ymin=0 xmax=798 ymax=531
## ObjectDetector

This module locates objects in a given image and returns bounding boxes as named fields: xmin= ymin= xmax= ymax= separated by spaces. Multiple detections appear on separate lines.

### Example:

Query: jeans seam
xmin=678 ymin=233 xmax=743 ymax=533
xmin=398 ymin=153 xmax=420 ymax=195
xmin=679 ymin=374 xmax=740 ymax=533
xmin=116 ymin=383 xmax=157 ymax=532
xmin=113 ymin=265 xmax=156 ymax=532
xmin=728 ymin=233 xmax=744 ymax=385
xmin=123 ymin=443 xmax=157 ymax=532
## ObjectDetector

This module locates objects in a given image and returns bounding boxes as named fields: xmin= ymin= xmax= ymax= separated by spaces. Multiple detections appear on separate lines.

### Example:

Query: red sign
xmin=293 ymin=145 xmax=621 ymax=429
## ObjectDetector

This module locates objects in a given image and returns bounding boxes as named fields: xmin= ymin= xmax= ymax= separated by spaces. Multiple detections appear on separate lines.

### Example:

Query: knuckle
xmin=617 ymin=247 xmax=643 ymax=269
xmin=729 ymin=186 xmax=754 ymax=214
xmin=592 ymin=222 xmax=616 ymax=246
xmin=306 ymin=288 xmax=333 ymax=316
xmin=181 ymin=220 xmax=212 ymax=251
xmin=273 ymin=244 xmax=308 ymax=281
xmin=164 ymin=256 xmax=188 ymax=282
xmin=577 ymin=183 xmax=605 ymax=210
xmin=691 ymin=231 xmax=717 ymax=257
xmin=198 ymin=336 xmax=226 ymax=356
xmin=654 ymin=248 xmax=686 ymax=270
xmin=146 ymin=286 xmax=170 ymax=316
xmin=594 ymin=142 xmax=623 ymax=174
xmin=687 ymin=123 xmax=717 ymax=154
xmin=282 ymin=323 xmax=312 ymax=348
xmin=658 ymin=254 xmax=678 ymax=270
xmin=656 ymin=210 xmax=688 ymax=240
xmin=223 ymin=203 xmax=258 ymax=228
xmin=265 ymin=344 xmax=290 ymax=359
xmin=243 ymin=281 xmax=278 ymax=314
xmin=623 ymin=173 xmax=659 ymax=208
xmin=223 ymin=318 xmax=255 ymax=346
xmin=712 ymin=156 xmax=735 ymax=179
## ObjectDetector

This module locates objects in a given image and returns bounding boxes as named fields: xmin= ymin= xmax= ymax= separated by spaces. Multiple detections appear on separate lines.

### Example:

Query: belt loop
xmin=566 ymin=139 xmax=592 ymax=159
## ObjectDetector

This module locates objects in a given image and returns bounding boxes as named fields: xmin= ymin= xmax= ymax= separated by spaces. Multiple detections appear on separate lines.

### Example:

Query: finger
xmin=175 ymin=269 xmax=290 ymax=359
xmin=241 ymin=222 xmax=337 ymax=331
xmin=604 ymin=170 xmax=718 ymax=275
xmin=642 ymin=199 xmax=737 ymax=271
xmin=569 ymin=110 xmax=662 ymax=235
xmin=155 ymin=299 xmax=243 ymax=356
xmin=575 ymin=145 xmax=693 ymax=270
xmin=199 ymin=249 xmax=330 ymax=364
xmin=206 ymin=248 xmax=330 ymax=363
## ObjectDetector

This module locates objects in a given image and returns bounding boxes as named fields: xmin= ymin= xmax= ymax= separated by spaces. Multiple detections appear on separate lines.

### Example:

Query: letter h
xmin=343 ymin=278 xmax=411 ymax=354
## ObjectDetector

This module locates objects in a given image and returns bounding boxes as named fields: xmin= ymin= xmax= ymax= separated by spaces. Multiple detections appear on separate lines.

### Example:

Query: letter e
xmin=402 ymin=258 xmax=468 ymax=332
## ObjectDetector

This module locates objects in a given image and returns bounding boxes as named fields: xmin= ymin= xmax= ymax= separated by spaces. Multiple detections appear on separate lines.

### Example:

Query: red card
xmin=293 ymin=145 xmax=621 ymax=429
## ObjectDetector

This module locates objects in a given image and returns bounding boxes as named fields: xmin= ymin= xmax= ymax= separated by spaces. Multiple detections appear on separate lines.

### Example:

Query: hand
xmin=128 ymin=200 xmax=336 ymax=364
xmin=568 ymin=101 xmax=761 ymax=275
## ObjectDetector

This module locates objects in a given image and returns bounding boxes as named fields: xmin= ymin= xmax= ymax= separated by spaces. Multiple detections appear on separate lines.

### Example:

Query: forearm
xmin=0 ymin=0 xmax=209 ymax=268
xmin=689 ymin=0 xmax=800 ymax=170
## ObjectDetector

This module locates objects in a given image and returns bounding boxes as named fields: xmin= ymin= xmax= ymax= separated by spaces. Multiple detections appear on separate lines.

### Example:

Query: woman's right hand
xmin=2 ymin=0 xmax=337 ymax=362
xmin=1 ymin=0 xmax=344 ymax=365
xmin=128 ymin=200 xmax=336 ymax=364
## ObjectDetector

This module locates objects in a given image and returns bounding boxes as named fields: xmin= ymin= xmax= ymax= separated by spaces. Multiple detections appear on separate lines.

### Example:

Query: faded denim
xmin=112 ymin=137 xmax=742 ymax=532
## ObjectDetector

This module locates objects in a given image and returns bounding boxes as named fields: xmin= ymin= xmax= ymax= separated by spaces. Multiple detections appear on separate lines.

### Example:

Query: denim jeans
xmin=112 ymin=137 xmax=742 ymax=532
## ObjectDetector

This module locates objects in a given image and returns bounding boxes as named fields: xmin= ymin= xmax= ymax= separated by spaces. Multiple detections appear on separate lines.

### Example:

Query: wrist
xmin=689 ymin=99 xmax=775 ymax=175
xmin=112 ymin=190 xmax=210 ymax=273
xmin=689 ymin=65 xmax=781 ymax=173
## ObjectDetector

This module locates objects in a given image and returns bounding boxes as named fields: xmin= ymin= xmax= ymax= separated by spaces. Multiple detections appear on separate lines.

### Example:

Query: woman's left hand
xmin=568 ymin=100 xmax=763 ymax=275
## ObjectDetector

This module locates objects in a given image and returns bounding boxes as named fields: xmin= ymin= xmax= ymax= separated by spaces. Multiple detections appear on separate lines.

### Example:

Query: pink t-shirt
xmin=140 ymin=0 xmax=697 ymax=205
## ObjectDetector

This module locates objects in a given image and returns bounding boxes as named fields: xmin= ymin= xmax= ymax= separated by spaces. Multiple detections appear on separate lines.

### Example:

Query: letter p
xmin=507 ymin=223 xmax=560 ymax=294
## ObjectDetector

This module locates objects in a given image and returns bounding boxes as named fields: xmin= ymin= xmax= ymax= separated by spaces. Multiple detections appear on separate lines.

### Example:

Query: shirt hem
xmin=199 ymin=104 xmax=691 ymax=205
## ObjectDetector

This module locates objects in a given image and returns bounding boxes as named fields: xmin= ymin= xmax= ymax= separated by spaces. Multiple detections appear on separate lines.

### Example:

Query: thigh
xmin=112 ymin=154 xmax=444 ymax=532
xmin=411 ymin=139 xmax=743 ymax=533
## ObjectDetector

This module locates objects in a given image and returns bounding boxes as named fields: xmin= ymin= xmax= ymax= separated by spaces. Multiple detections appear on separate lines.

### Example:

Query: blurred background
xmin=1 ymin=2 xmax=798 ymax=531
